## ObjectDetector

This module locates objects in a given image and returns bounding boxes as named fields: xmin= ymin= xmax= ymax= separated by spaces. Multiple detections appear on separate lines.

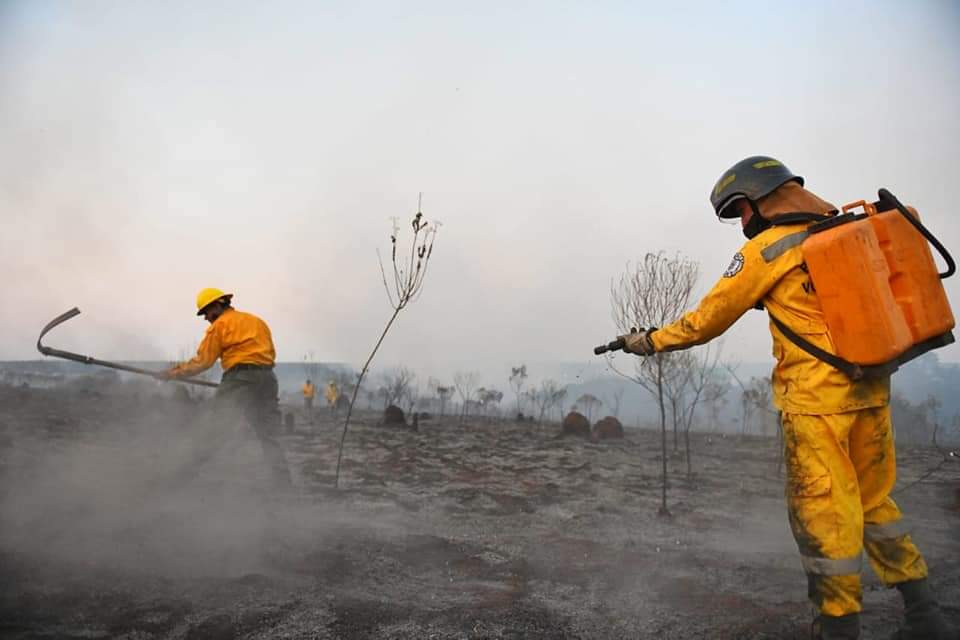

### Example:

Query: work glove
xmin=621 ymin=328 xmax=656 ymax=356
xmin=155 ymin=367 xmax=178 ymax=381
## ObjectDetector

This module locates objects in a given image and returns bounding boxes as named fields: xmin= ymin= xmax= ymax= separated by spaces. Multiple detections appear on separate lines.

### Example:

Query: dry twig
xmin=334 ymin=195 xmax=439 ymax=488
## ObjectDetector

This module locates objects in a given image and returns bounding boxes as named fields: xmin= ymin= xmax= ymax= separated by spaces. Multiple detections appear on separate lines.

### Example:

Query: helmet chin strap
xmin=743 ymin=200 xmax=770 ymax=239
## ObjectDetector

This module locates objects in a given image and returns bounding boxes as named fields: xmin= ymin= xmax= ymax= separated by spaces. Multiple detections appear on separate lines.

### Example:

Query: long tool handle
xmin=36 ymin=307 xmax=219 ymax=388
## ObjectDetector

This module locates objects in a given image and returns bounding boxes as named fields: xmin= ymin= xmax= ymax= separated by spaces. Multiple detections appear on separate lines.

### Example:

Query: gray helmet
xmin=710 ymin=156 xmax=804 ymax=219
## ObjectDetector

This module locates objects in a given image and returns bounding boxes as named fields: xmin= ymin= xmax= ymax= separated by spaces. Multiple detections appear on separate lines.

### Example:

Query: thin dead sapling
xmin=334 ymin=200 xmax=438 ymax=488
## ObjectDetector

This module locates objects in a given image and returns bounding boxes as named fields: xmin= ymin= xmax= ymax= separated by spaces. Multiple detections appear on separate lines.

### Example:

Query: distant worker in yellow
xmin=302 ymin=379 xmax=316 ymax=424
xmin=617 ymin=157 xmax=951 ymax=640
xmin=164 ymin=288 xmax=292 ymax=490
xmin=325 ymin=379 xmax=340 ymax=415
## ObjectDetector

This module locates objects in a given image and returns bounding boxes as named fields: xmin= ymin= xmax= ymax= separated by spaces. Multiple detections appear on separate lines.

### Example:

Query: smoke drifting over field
xmin=1 ymin=2 xmax=960 ymax=378
xmin=0 ymin=385 xmax=403 ymax=584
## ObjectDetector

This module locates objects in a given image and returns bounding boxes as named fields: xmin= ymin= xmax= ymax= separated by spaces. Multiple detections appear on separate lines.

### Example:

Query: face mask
xmin=742 ymin=201 xmax=770 ymax=239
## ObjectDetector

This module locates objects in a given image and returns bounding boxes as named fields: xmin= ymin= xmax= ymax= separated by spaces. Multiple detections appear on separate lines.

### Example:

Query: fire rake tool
xmin=36 ymin=307 xmax=219 ymax=388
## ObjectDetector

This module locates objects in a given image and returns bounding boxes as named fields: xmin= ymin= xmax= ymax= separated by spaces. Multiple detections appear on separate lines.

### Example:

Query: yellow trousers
xmin=781 ymin=406 xmax=928 ymax=617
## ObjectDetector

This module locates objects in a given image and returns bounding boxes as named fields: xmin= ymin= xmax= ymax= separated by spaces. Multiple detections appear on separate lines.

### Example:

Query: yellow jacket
xmin=325 ymin=383 xmax=339 ymax=404
xmin=171 ymin=308 xmax=276 ymax=377
xmin=651 ymin=183 xmax=889 ymax=415
xmin=302 ymin=383 xmax=316 ymax=398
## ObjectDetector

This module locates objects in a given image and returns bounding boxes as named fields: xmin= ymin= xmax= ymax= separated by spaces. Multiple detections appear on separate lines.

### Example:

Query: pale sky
xmin=2 ymin=1 xmax=959 ymax=386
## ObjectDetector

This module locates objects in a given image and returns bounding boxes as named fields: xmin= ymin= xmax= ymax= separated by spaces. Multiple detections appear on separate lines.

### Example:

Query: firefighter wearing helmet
xmin=164 ymin=288 xmax=292 ymax=490
xmin=620 ymin=157 xmax=952 ymax=640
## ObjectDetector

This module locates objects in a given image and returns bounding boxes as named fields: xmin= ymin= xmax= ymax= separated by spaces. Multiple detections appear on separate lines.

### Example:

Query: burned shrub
xmin=593 ymin=416 xmax=624 ymax=440
xmin=561 ymin=411 xmax=591 ymax=438
xmin=383 ymin=404 xmax=406 ymax=426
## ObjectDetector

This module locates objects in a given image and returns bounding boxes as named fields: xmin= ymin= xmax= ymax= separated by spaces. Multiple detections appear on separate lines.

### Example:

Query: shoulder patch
xmin=723 ymin=252 xmax=744 ymax=278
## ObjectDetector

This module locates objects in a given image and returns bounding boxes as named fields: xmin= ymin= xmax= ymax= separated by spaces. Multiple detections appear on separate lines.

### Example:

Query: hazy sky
xmin=2 ymin=1 xmax=959 ymax=385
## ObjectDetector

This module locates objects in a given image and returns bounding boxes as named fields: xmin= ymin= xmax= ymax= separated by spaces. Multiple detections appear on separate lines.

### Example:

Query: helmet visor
xmin=716 ymin=195 xmax=746 ymax=220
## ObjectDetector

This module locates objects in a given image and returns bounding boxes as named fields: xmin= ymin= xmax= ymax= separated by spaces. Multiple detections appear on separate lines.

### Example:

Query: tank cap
xmin=841 ymin=200 xmax=878 ymax=216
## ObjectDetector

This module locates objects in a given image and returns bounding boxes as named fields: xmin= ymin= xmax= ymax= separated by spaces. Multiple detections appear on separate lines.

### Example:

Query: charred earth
xmin=1 ymin=382 xmax=957 ymax=639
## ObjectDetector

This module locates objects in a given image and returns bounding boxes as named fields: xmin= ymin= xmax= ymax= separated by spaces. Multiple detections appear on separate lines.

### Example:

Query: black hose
xmin=878 ymin=188 xmax=956 ymax=279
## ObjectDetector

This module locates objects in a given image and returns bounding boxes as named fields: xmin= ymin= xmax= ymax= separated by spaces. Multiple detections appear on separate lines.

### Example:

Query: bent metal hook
xmin=36 ymin=307 xmax=219 ymax=388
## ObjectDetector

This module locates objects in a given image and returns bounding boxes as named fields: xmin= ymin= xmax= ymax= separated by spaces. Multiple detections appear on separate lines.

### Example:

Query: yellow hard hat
xmin=195 ymin=287 xmax=233 ymax=315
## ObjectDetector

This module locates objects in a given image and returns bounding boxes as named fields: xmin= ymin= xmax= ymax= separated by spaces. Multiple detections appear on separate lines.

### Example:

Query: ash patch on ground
xmin=0 ymin=383 xmax=957 ymax=639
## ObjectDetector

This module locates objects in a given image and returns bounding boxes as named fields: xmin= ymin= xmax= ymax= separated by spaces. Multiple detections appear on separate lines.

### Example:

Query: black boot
xmin=813 ymin=613 xmax=861 ymax=640
xmin=890 ymin=579 xmax=955 ymax=640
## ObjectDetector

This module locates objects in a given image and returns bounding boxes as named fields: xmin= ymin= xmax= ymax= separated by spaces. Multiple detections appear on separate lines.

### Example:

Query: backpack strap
xmin=766 ymin=211 xmax=836 ymax=226
xmin=761 ymin=212 xmax=835 ymax=262
xmin=759 ymin=208 xmax=953 ymax=379
xmin=767 ymin=311 xmax=902 ymax=380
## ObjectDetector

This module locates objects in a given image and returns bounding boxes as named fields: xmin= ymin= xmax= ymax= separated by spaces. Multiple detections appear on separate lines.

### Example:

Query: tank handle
xmin=877 ymin=188 xmax=956 ymax=280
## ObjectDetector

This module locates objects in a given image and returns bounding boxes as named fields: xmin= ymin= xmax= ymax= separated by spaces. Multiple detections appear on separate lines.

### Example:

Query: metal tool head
xmin=37 ymin=307 xmax=81 ymax=355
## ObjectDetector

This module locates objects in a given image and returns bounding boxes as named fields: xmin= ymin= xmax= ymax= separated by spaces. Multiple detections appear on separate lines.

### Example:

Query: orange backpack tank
xmin=868 ymin=202 xmax=955 ymax=342
xmin=774 ymin=189 xmax=955 ymax=379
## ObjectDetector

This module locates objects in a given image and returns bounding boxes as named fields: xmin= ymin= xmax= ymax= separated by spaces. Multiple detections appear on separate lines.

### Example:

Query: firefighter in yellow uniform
xmin=164 ymin=288 xmax=292 ymax=490
xmin=302 ymin=379 xmax=316 ymax=424
xmin=325 ymin=380 xmax=340 ymax=415
xmin=621 ymin=157 xmax=951 ymax=640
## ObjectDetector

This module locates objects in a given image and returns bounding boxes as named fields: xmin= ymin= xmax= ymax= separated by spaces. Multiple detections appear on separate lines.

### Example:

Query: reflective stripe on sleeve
xmin=801 ymin=553 xmax=862 ymax=576
xmin=761 ymin=230 xmax=809 ymax=263
xmin=864 ymin=520 xmax=910 ymax=542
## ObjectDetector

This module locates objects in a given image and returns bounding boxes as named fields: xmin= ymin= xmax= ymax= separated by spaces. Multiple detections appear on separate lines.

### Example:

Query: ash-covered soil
xmin=0 ymin=383 xmax=957 ymax=639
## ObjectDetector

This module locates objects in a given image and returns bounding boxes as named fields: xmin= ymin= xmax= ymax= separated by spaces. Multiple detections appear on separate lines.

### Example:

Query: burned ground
xmin=1 ymin=383 xmax=958 ymax=639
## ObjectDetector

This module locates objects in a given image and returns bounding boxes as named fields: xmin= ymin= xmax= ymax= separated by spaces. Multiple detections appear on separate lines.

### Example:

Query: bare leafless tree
xmin=727 ymin=364 xmax=781 ymax=472
xmin=426 ymin=377 xmax=449 ymax=416
xmin=605 ymin=387 xmax=625 ymax=420
xmin=335 ymin=199 xmax=439 ymax=488
xmin=703 ymin=379 xmax=729 ymax=433
xmin=924 ymin=394 xmax=942 ymax=446
xmin=436 ymin=384 xmax=453 ymax=417
xmin=551 ymin=385 xmax=568 ymax=422
xmin=402 ymin=379 xmax=420 ymax=416
xmin=509 ymin=365 xmax=528 ymax=417
xmin=453 ymin=371 xmax=480 ymax=423
xmin=477 ymin=388 xmax=504 ymax=421
xmin=679 ymin=341 xmax=724 ymax=477
xmin=524 ymin=388 xmax=543 ymax=423
xmin=663 ymin=351 xmax=694 ymax=451
xmin=749 ymin=377 xmax=774 ymax=436
xmin=609 ymin=252 xmax=699 ymax=517
xmin=381 ymin=366 xmax=416 ymax=408
xmin=727 ymin=365 xmax=775 ymax=438
xmin=525 ymin=379 xmax=566 ymax=425
xmin=576 ymin=393 xmax=602 ymax=423
xmin=725 ymin=364 xmax=753 ymax=438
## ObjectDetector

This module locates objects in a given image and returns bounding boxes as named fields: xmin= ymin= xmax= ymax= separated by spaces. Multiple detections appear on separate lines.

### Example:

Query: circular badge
xmin=723 ymin=252 xmax=744 ymax=278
